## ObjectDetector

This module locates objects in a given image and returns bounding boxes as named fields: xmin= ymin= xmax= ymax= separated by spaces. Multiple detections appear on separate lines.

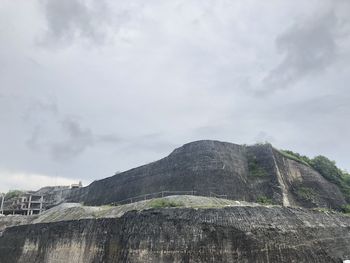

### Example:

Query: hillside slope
xmin=65 ymin=140 xmax=346 ymax=209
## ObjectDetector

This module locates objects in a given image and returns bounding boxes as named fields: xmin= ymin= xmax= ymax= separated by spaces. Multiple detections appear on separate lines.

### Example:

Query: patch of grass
xmin=296 ymin=187 xmax=317 ymax=201
xmin=256 ymin=196 xmax=273 ymax=205
xmin=342 ymin=204 xmax=350 ymax=214
xmin=247 ymin=153 xmax=268 ymax=178
xmin=278 ymin=150 xmax=311 ymax=167
xmin=278 ymin=149 xmax=350 ymax=204
xmin=148 ymin=198 xmax=184 ymax=209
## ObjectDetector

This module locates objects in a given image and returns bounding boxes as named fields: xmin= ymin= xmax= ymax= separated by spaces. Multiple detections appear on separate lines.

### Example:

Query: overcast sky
xmin=1 ymin=0 xmax=350 ymax=192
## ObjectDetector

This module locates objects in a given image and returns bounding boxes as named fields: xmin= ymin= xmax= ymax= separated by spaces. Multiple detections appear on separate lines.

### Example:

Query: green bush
xmin=278 ymin=150 xmax=311 ymax=167
xmin=310 ymin=156 xmax=342 ymax=183
xmin=256 ymin=196 xmax=273 ymax=205
xmin=5 ymin=190 xmax=24 ymax=200
xmin=149 ymin=198 xmax=183 ymax=208
xmin=342 ymin=204 xmax=350 ymax=214
xmin=247 ymin=153 xmax=268 ymax=178
xmin=279 ymin=149 xmax=350 ymax=202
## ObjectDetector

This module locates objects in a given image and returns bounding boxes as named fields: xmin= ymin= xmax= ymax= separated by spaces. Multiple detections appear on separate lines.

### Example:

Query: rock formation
xmin=1 ymin=140 xmax=350 ymax=262
xmin=0 ymin=205 xmax=349 ymax=262
xmin=67 ymin=140 xmax=346 ymax=210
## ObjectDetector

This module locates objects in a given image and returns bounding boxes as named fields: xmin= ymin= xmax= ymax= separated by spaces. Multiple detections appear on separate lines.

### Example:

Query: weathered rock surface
xmin=0 ymin=196 xmax=260 ymax=228
xmin=0 ymin=215 xmax=36 ymax=234
xmin=0 ymin=206 xmax=349 ymax=263
xmin=1 ymin=140 xmax=350 ymax=262
xmin=67 ymin=140 xmax=346 ymax=210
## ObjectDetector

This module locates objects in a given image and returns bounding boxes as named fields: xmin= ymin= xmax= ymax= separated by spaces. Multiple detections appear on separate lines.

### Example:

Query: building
xmin=71 ymin=181 xmax=83 ymax=189
xmin=2 ymin=193 xmax=45 ymax=215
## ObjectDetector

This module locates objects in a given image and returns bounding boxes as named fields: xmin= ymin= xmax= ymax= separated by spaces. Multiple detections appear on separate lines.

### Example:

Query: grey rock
xmin=0 ymin=206 xmax=349 ymax=262
xmin=67 ymin=140 xmax=346 ymax=210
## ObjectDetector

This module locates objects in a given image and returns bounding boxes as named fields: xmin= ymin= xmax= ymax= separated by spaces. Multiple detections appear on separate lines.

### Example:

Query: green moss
xmin=278 ymin=150 xmax=311 ymax=167
xmin=256 ymin=196 xmax=273 ymax=205
xmin=342 ymin=204 xmax=350 ymax=214
xmin=247 ymin=153 xmax=268 ymax=178
xmin=148 ymin=198 xmax=184 ymax=208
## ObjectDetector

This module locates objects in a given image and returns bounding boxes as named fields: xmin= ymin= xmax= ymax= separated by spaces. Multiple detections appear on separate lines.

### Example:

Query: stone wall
xmin=65 ymin=140 xmax=346 ymax=210
xmin=0 ymin=206 xmax=349 ymax=262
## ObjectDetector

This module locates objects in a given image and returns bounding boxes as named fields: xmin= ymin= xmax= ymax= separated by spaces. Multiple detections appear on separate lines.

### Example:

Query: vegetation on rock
xmin=280 ymin=149 xmax=350 ymax=203
xmin=247 ymin=152 xmax=268 ymax=178
xmin=4 ymin=190 xmax=24 ymax=200
xmin=342 ymin=204 xmax=350 ymax=214
xmin=278 ymin=150 xmax=311 ymax=167
xmin=149 ymin=198 xmax=183 ymax=208
xmin=256 ymin=196 xmax=273 ymax=205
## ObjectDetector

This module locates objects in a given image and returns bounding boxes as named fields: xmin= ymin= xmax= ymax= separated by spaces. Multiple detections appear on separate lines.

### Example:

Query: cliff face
xmin=1 ymin=206 xmax=349 ymax=263
xmin=1 ymin=140 xmax=349 ymax=263
xmin=67 ymin=140 xmax=346 ymax=209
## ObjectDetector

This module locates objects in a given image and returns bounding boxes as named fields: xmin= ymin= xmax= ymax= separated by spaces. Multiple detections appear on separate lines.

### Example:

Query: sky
xmin=1 ymin=0 xmax=350 ymax=192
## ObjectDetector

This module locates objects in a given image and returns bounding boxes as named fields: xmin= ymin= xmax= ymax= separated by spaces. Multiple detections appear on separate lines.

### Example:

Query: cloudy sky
xmin=1 ymin=0 xmax=350 ymax=192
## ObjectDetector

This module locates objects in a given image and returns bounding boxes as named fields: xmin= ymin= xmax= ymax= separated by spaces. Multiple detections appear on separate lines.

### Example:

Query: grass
xmin=277 ymin=150 xmax=311 ymax=167
xmin=256 ymin=196 xmax=273 ymax=205
xmin=342 ymin=204 xmax=350 ymax=214
xmin=148 ymin=198 xmax=184 ymax=208
xmin=247 ymin=152 xmax=268 ymax=178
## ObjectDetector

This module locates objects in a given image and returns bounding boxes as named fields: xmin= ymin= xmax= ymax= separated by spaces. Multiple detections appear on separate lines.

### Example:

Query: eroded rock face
xmin=66 ymin=140 xmax=346 ymax=209
xmin=0 ymin=206 xmax=349 ymax=263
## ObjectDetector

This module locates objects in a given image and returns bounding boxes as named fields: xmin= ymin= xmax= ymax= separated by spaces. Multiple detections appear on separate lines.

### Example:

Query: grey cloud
xmin=26 ymin=125 xmax=43 ymax=152
xmin=269 ymin=93 xmax=350 ymax=124
xmin=258 ymin=5 xmax=349 ymax=95
xmin=118 ymin=132 xmax=176 ymax=156
xmin=97 ymin=134 xmax=121 ymax=144
xmin=254 ymin=131 xmax=275 ymax=144
xmin=39 ymin=0 xmax=112 ymax=46
xmin=50 ymin=118 xmax=95 ymax=161
xmin=2 ymin=0 xmax=350 ymax=191
xmin=23 ymin=99 xmax=59 ymax=122
xmin=25 ymin=111 xmax=122 ymax=162
xmin=50 ymin=118 xmax=124 ymax=161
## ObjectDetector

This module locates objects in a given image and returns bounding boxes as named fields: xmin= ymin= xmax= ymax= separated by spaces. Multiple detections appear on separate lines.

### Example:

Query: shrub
xmin=310 ymin=156 xmax=342 ymax=183
xmin=5 ymin=190 xmax=24 ymax=200
xmin=278 ymin=149 xmax=350 ymax=202
xmin=342 ymin=204 xmax=350 ymax=214
xmin=256 ymin=196 xmax=273 ymax=205
xmin=247 ymin=153 xmax=268 ymax=178
xmin=149 ymin=198 xmax=183 ymax=208
xmin=278 ymin=150 xmax=311 ymax=167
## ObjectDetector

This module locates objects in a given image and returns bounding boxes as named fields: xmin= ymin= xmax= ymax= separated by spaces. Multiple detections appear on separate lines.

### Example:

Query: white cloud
xmin=0 ymin=169 xmax=81 ymax=193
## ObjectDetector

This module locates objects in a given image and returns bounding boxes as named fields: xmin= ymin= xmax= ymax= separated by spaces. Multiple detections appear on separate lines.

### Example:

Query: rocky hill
xmin=67 ymin=140 xmax=347 ymax=210
xmin=1 ymin=140 xmax=350 ymax=262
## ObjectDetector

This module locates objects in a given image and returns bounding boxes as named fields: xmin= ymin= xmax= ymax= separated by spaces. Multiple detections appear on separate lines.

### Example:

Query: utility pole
xmin=0 ymin=193 xmax=4 ymax=215
xmin=27 ymin=194 xmax=32 ymax=216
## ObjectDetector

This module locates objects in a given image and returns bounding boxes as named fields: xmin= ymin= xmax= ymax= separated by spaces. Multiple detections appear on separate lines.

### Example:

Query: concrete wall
xmin=0 ymin=206 xmax=349 ymax=262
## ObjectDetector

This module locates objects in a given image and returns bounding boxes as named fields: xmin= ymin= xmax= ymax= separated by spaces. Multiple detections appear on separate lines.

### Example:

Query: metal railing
xmin=110 ymin=190 xmax=228 ymax=206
